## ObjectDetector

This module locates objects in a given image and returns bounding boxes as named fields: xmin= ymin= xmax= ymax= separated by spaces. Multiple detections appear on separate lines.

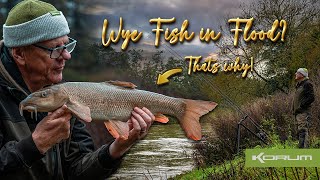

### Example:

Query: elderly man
xmin=293 ymin=68 xmax=315 ymax=148
xmin=0 ymin=0 xmax=154 ymax=179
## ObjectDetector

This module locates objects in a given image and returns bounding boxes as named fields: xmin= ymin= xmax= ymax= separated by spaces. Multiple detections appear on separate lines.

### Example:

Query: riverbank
xmin=173 ymin=138 xmax=320 ymax=179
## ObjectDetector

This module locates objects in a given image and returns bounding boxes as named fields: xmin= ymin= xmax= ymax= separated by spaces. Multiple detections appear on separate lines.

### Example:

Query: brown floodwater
xmin=110 ymin=121 xmax=213 ymax=179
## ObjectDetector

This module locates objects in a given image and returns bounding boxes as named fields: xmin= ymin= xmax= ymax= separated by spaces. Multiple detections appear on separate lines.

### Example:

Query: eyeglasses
xmin=33 ymin=37 xmax=77 ymax=59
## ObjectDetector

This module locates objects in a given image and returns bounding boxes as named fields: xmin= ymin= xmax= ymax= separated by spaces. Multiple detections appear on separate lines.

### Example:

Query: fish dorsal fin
xmin=104 ymin=80 xmax=137 ymax=89
xmin=66 ymin=99 xmax=92 ymax=122
xmin=104 ymin=120 xmax=129 ymax=140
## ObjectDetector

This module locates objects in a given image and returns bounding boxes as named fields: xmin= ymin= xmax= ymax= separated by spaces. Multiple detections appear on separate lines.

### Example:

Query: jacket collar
xmin=296 ymin=78 xmax=308 ymax=88
xmin=0 ymin=41 xmax=31 ymax=98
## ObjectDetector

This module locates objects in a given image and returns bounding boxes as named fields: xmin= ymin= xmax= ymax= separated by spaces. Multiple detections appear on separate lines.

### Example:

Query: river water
xmin=110 ymin=121 xmax=212 ymax=180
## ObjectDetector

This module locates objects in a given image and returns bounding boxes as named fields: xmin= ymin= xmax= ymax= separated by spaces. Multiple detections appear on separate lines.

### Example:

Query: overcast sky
xmin=82 ymin=0 xmax=244 ymax=59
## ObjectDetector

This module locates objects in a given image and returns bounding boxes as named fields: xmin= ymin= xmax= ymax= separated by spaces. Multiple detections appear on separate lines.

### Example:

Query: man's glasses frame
xmin=33 ymin=37 xmax=77 ymax=59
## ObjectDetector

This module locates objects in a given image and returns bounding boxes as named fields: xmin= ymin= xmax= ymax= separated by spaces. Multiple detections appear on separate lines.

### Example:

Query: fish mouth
xmin=19 ymin=104 xmax=38 ymax=116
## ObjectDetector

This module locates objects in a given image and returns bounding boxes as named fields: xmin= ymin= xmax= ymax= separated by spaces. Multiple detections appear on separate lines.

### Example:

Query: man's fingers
xmin=49 ymin=105 xmax=69 ymax=119
xmin=128 ymin=119 xmax=133 ymax=130
xmin=64 ymin=113 xmax=72 ymax=122
xmin=133 ymin=107 xmax=154 ymax=130
xmin=131 ymin=111 xmax=148 ymax=131
xmin=46 ymin=105 xmax=72 ymax=124
xmin=141 ymin=107 xmax=154 ymax=129
xmin=130 ymin=117 xmax=141 ymax=135
xmin=141 ymin=107 xmax=155 ymax=121
xmin=133 ymin=107 xmax=153 ymax=123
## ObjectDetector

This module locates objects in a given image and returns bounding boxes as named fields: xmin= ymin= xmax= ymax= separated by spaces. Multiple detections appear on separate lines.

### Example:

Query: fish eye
xmin=41 ymin=91 xmax=48 ymax=98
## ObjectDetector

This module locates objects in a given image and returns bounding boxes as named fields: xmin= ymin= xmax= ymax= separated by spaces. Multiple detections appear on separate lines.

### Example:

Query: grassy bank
xmin=191 ymin=87 xmax=320 ymax=166
xmin=173 ymin=88 xmax=320 ymax=179
xmin=174 ymin=138 xmax=320 ymax=180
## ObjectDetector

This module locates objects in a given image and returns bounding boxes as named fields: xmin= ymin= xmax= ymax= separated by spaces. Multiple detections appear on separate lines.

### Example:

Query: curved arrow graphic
xmin=157 ymin=68 xmax=183 ymax=85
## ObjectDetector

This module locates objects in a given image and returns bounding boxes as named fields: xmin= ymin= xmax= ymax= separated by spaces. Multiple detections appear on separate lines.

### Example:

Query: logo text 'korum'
xmin=252 ymin=152 xmax=312 ymax=163
xmin=246 ymin=149 xmax=320 ymax=167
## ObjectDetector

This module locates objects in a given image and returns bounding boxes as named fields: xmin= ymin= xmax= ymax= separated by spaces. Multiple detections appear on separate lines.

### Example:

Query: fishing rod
xmin=161 ymin=41 xmax=270 ymax=153
xmin=135 ymin=23 xmax=271 ymax=153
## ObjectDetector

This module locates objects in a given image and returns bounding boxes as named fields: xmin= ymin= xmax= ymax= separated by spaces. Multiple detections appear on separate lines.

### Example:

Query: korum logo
xmin=246 ymin=149 xmax=320 ymax=167
xmin=252 ymin=152 xmax=312 ymax=163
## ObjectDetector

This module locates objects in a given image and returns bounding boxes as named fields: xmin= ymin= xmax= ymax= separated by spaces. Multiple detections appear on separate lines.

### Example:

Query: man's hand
xmin=32 ymin=105 xmax=72 ymax=154
xmin=109 ymin=107 xmax=155 ymax=159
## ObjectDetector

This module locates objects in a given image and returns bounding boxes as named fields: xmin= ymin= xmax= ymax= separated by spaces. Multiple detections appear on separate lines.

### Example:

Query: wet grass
xmin=174 ymin=158 xmax=320 ymax=180
xmin=173 ymin=137 xmax=320 ymax=180
xmin=186 ymin=87 xmax=320 ymax=178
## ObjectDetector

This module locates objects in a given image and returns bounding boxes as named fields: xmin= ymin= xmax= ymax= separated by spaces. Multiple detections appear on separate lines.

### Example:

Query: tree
xmin=248 ymin=0 xmax=319 ymax=91
xmin=219 ymin=0 xmax=320 ymax=95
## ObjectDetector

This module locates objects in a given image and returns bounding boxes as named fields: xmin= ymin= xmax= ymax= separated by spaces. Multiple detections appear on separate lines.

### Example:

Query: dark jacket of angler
xmin=0 ymin=43 xmax=121 ymax=179
xmin=293 ymin=79 xmax=315 ymax=115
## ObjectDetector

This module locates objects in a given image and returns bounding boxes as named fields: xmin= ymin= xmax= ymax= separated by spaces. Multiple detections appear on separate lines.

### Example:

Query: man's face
xmin=24 ymin=35 xmax=71 ymax=85
xmin=295 ymin=72 xmax=304 ymax=80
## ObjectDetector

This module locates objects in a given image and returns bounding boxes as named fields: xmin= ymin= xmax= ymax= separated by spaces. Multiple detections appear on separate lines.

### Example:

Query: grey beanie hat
xmin=296 ymin=68 xmax=308 ymax=77
xmin=3 ymin=0 xmax=70 ymax=47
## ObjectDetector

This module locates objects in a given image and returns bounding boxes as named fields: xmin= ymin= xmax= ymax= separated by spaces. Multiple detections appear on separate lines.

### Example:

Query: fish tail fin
xmin=179 ymin=99 xmax=217 ymax=140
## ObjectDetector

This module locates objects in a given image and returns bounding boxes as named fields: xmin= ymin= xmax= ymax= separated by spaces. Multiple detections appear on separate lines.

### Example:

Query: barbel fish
xmin=19 ymin=81 xmax=217 ymax=140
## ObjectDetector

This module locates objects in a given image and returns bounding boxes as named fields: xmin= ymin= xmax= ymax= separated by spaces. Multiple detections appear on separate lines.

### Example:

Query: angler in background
xmin=293 ymin=68 xmax=315 ymax=148
xmin=0 ymin=0 xmax=155 ymax=179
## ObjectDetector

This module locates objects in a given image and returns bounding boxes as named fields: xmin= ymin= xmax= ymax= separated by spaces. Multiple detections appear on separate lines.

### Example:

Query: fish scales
xmin=20 ymin=81 xmax=217 ymax=140
xmin=60 ymin=82 xmax=185 ymax=121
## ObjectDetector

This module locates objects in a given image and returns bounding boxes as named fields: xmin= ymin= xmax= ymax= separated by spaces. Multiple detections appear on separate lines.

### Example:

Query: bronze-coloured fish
xmin=20 ymin=81 xmax=217 ymax=140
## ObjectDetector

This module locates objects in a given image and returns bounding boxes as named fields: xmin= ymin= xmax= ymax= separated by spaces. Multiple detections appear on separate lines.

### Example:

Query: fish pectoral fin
xmin=66 ymin=100 xmax=92 ymax=122
xmin=104 ymin=80 xmax=137 ymax=89
xmin=155 ymin=113 xmax=169 ymax=123
xmin=104 ymin=120 xmax=129 ymax=140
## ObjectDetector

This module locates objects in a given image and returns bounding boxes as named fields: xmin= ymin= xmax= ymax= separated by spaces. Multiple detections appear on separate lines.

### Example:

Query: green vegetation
xmin=173 ymin=0 xmax=320 ymax=178
xmin=184 ymin=87 xmax=320 ymax=178
xmin=0 ymin=0 xmax=318 ymax=178
xmin=174 ymin=135 xmax=320 ymax=180
xmin=58 ymin=0 xmax=319 ymax=176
